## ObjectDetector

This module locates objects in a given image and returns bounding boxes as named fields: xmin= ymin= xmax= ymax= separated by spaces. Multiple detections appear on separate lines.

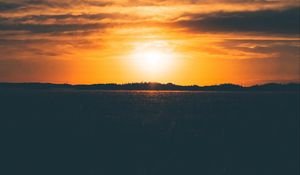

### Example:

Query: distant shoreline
xmin=0 ymin=82 xmax=299 ymax=92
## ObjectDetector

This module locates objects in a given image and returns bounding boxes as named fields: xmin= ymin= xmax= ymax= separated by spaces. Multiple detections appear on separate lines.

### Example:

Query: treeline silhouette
xmin=0 ymin=82 xmax=299 ymax=91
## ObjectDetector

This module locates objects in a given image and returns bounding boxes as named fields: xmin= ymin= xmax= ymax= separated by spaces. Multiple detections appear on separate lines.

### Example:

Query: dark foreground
xmin=0 ymin=90 xmax=299 ymax=175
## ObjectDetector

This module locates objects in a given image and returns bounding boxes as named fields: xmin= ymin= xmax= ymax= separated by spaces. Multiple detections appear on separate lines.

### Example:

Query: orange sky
xmin=0 ymin=0 xmax=299 ymax=85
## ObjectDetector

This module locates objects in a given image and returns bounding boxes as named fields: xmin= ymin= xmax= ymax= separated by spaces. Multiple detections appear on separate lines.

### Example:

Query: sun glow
xmin=131 ymin=41 xmax=176 ymax=75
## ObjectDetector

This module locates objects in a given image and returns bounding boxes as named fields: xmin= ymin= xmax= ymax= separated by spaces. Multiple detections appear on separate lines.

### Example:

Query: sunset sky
xmin=0 ymin=0 xmax=299 ymax=85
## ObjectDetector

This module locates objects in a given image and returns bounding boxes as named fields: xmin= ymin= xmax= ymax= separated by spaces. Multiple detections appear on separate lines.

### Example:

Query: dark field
xmin=0 ymin=90 xmax=299 ymax=175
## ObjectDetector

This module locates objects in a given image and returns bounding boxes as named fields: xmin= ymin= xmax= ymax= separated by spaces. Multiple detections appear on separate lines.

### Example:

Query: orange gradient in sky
xmin=0 ymin=0 xmax=299 ymax=85
xmin=64 ymin=30 xmax=298 ymax=86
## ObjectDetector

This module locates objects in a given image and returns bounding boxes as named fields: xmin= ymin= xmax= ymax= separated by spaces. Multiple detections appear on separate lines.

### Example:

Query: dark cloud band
xmin=0 ymin=2 xmax=23 ymax=11
xmin=177 ymin=7 xmax=300 ymax=35
xmin=0 ymin=23 xmax=102 ymax=34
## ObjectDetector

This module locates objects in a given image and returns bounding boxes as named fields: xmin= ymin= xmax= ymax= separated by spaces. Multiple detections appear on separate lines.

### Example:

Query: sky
xmin=0 ymin=0 xmax=299 ymax=85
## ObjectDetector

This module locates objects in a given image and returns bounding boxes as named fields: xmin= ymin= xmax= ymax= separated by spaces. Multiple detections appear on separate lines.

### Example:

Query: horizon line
xmin=0 ymin=81 xmax=299 ymax=88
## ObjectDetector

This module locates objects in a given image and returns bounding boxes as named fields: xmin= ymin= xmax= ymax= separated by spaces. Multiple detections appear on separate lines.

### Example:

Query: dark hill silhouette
xmin=0 ymin=82 xmax=299 ymax=91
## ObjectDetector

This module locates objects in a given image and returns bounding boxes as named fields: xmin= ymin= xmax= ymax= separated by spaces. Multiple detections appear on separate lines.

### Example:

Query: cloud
xmin=220 ymin=39 xmax=300 ymax=54
xmin=177 ymin=7 xmax=300 ymax=35
xmin=0 ymin=23 xmax=102 ymax=34
xmin=0 ymin=2 xmax=23 ymax=11
xmin=216 ymin=39 xmax=300 ymax=60
xmin=1 ymin=0 xmax=298 ymax=14
xmin=0 ymin=0 xmax=113 ymax=10
xmin=0 ymin=13 xmax=120 ymax=24
xmin=22 ymin=0 xmax=112 ymax=8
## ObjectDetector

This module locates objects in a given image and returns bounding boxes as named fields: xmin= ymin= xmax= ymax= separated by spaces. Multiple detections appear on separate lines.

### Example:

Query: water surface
xmin=1 ymin=90 xmax=299 ymax=175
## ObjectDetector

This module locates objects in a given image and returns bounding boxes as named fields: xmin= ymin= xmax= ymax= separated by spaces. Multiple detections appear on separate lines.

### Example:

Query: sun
xmin=134 ymin=49 xmax=172 ymax=74
xmin=131 ymin=41 xmax=175 ymax=75
xmin=143 ymin=50 xmax=166 ymax=68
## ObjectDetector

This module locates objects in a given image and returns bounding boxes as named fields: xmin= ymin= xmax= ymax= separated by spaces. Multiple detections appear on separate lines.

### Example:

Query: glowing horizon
xmin=0 ymin=0 xmax=299 ymax=86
